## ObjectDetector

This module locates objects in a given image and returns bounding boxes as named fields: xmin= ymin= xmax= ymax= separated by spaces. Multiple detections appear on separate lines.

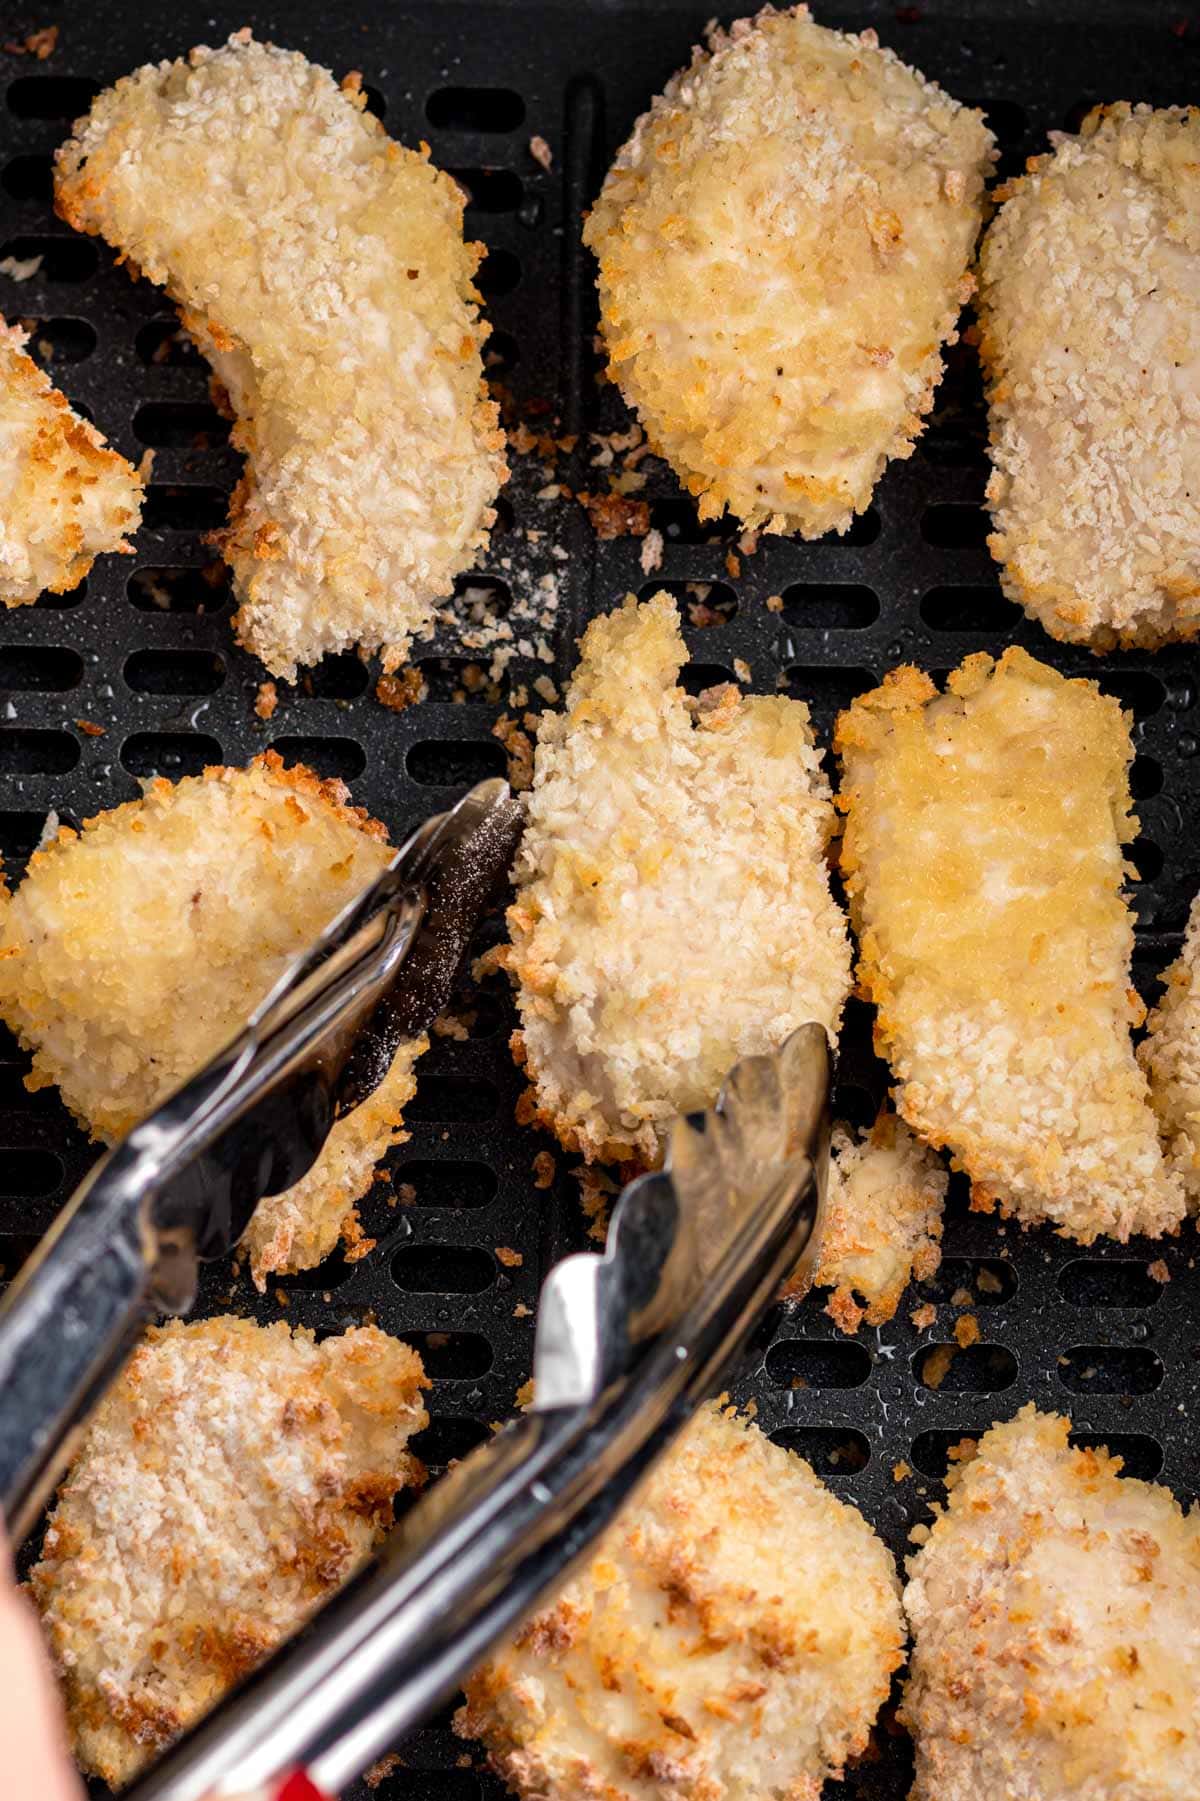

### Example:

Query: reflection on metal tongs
xmin=127 ymin=1024 xmax=832 ymax=1801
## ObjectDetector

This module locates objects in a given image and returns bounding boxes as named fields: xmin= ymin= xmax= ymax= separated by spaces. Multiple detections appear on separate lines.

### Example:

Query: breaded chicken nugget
xmin=29 ymin=1316 xmax=428 ymax=1787
xmin=979 ymin=105 xmax=1200 ymax=650
xmin=55 ymin=32 xmax=506 ymax=679
xmin=583 ymin=6 xmax=993 ymax=539
xmin=457 ymin=1400 xmax=903 ymax=1801
xmin=506 ymin=592 xmax=851 ymax=1164
xmin=836 ymin=648 xmax=1183 ymax=1242
xmin=1139 ymin=891 xmax=1200 ymax=1207
xmin=804 ymin=1112 xmax=947 ymax=1332
xmin=0 ymin=317 xmax=141 ymax=603
xmin=0 ymin=754 xmax=427 ymax=1284
xmin=902 ymin=1405 xmax=1200 ymax=1800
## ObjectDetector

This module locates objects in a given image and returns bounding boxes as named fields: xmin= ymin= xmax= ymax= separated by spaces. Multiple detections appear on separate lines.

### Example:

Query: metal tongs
xmin=0 ymin=774 xmax=832 ymax=1801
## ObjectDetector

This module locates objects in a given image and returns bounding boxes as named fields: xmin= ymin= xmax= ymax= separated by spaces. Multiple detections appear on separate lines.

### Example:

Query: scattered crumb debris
xmin=577 ymin=490 xmax=650 ymax=540
xmin=736 ymin=529 xmax=759 ymax=558
xmin=766 ymin=592 xmax=784 ymax=612
xmin=513 ymin=1301 xmax=532 ymax=1319
xmin=432 ymin=1013 xmax=470 ymax=1042
xmin=364 ymin=1754 xmax=403 ymax=1790
xmin=892 ymin=1460 xmax=912 ymax=1483
xmin=75 ymin=718 xmax=105 ymax=737
xmin=533 ymin=673 xmax=558 ymax=704
xmin=975 ymin=1266 xmax=1004 ymax=1295
xmin=724 ymin=550 xmax=741 ymax=579
xmin=395 ymin=1182 xmax=416 ymax=1206
xmin=733 ymin=657 xmax=751 ymax=683
xmin=532 ymin=1149 xmax=556 ymax=1190
xmin=254 ymin=680 xmax=278 ymax=721
xmin=494 ymin=711 xmax=535 ymax=790
xmin=1148 ymin=1258 xmax=1170 ymax=1284
xmin=495 ymin=1245 xmax=524 ymax=1268
xmin=376 ymin=667 xmax=426 ymax=712
xmin=528 ymin=133 xmax=553 ymax=171
xmin=457 ymin=1754 xmax=474 ymax=1770
xmin=576 ymin=1163 xmax=618 ymax=1242
xmin=136 ymin=447 xmax=155 ymax=482
xmin=0 ymin=254 xmax=42 ymax=282
xmin=950 ymin=1285 xmax=972 ymax=1308
xmin=640 ymin=527 xmax=664 ymax=575
xmin=274 ymin=1287 xmax=289 ymax=1309
xmin=3 ymin=24 xmax=58 ymax=57
xmin=922 ymin=1343 xmax=956 ymax=1390
xmin=953 ymin=1313 xmax=981 ymax=1349
xmin=515 ymin=1377 xmax=535 ymax=1410
xmin=908 ymin=1521 xmax=931 ymax=1546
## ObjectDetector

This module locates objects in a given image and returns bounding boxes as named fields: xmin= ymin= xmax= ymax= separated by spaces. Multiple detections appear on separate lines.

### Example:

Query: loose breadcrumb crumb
xmin=1139 ymin=891 xmax=1200 ymax=1210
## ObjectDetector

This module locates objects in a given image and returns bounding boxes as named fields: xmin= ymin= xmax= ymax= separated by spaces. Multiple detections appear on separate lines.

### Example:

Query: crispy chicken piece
xmin=457 ymin=1401 xmax=903 ymax=1801
xmin=506 ymin=592 xmax=852 ymax=1164
xmin=55 ymin=32 xmax=506 ymax=679
xmin=835 ymin=648 xmax=1183 ymax=1242
xmin=583 ymin=6 xmax=993 ymax=538
xmin=0 ymin=754 xmax=427 ymax=1285
xmin=29 ymin=1317 xmax=428 ymax=1788
xmin=902 ymin=1405 xmax=1200 ymax=1800
xmin=0 ymin=317 xmax=141 ymax=603
xmin=804 ymin=1112 xmax=947 ymax=1332
xmin=979 ymin=105 xmax=1200 ymax=650
xmin=1139 ymin=891 xmax=1200 ymax=1207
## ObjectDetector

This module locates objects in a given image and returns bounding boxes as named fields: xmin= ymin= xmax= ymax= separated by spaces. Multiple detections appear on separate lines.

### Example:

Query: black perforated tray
xmin=0 ymin=3 xmax=1197 ymax=1796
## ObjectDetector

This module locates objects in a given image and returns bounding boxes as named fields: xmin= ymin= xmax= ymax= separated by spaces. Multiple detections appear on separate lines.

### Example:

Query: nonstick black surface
xmin=0 ymin=3 xmax=1197 ymax=1796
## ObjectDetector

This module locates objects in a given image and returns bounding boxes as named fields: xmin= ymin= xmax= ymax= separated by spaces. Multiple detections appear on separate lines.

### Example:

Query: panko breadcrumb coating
xmin=457 ymin=1401 xmax=903 ymax=1801
xmin=506 ymin=593 xmax=852 ymax=1164
xmin=583 ymin=6 xmax=993 ymax=538
xmin=902 ymin=1405 xmax=1200 ymax=1800
xmin=1139 ymin=891 xmax=1200 ymax=1208
xmin=55 ymin=31 xmax=506 ymax=679
xmin=805 ymin=1112 xmax=947 ymax=1332
xmin=30 ymin=1316 xmax=428 ymax=1788
xmin=0 ymin=754 xmax=427 ymax=1285
xmin=979 ymin=105 xmax=1200 ymax=650
xmin=836 ymin=648 xmax=1183 ymax=1243
xmin=0 ymin=317 xmax=141 ymax=603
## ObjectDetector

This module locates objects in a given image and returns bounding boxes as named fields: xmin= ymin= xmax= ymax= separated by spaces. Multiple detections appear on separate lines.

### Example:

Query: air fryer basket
xmin=0 ymin=2 xmax=1195 ymax=1795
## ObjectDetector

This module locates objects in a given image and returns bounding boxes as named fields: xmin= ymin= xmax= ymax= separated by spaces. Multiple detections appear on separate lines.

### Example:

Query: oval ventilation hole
xmin=0 ymin=646 xmax=81 ymax=692
xmin=649 ymin=497 xmax=740 ymax=545
xmin=6 ymin=75 xmax=100 ymax=118
xmin=411 ymin=1414 xmax=491 ymax=1466
xmin=1067 ymin=1431 xmax=1164 ymax=1480
xmin=916 ymin=1341 xmax=1018 ymax=1394
xmin=1128 ymin=837 xmax=1164 ymax=883
xmin=298 ymin=653 xmax=370 ymax=700
xmin=392 ymin=1159 xmax=499 ymax=1208
xmin=15 ymin=316 xmax=96 ymax=365
xmin=0 ymin=730 xmax=79 ymax=774
xmin=412 ymin=657 xmax=493 ymax=704
xmin=769 ymin=1426 xmax=870 ymax=1476
xmin=919 ymin=421 xmax=987 ymax=468
xmin=679 ymin=662 xmax=736 ymax=699
xmin=425 ymin=87 xmax=525 ymax=132
xmin=0 ymin=1149 xmax=63 ymax=1197
xmin=268 ymin=736 xmax=365 ymax=783
xmin=0 ymin=1067 xmax=61 ymax=1110
xmin=404 ymin=1331 xmax=494 ymax=1381
xmin=920 ymin=585 xmax=1022 ymax=632
xmin=483 ymin=328 xmax=519 ymax=372
xmin=0 ymin=810 xmax=48 ymax=865
xmin=1 ymin=153 xmax=53 ymax=203
xmin=405 ymin=739 xmax=506 ymax=788
xmin=135 ymin=319 xmax=205 ymax=367
xmin=390 ymin=1243 xmax=495 ymax=1293
xmin=833 ymin=507 xmax=881 ymax=547
xmin=916 ymin=1258 xmax=1017 ymax=1308
xmin=1098 ymin=670 xmax=1166 ymax=719
xmin=910 ymin=1428 xmax=982 ymax=1479
xmin=448 ymin=167 xmax=524 ymax=212
xmin=637 ymin=581 xmax=738 ymax=629
xmin=476 ymin=248 xmax=521 ymax=299
xmin=404 ymin=1076 xmax=500 ymax=1124
xmin=120 ymin=733 xmax=222 ymax=779
xmin=1129 ymin=756 xmax=1163 ymax=800
xmin=271 ymin=1247 xmax=356 ymax=1293
xmin=921 ymin=504 xmax=992 ymax=550
xmin=127 ymin=564 xmax=229 ymax=613
xmin=123 ymin=650 xmax=225 ymax=697
xmin=782 ymin=666 xmax=878 ymax=718
xmin=962 ymin=96 xmax=1028 ymax=149
xmin=133 ymin=402 xmax=231 ymax=450
xmin=763 ymin=1338 xmax=872 ymax=1390
xmin=143 ymin=485 xmax=228 ymax=532
xmin=780 ymin=584 xmax=879 ymax=629
xmin=452 ymin=574 xmax=511 ymax=620
xmin=1057 ymin=1345 xmax=1164 ymax=1395
xmin=0 ymin=235 xmax=97 ymax=282
xmin=1058 ymin=1259 xmax=1164 ymax=1309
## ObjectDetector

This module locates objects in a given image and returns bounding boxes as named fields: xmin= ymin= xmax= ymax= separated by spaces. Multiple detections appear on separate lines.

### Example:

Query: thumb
xmin=0 ymin=1515 xmax=84 ymax=1801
